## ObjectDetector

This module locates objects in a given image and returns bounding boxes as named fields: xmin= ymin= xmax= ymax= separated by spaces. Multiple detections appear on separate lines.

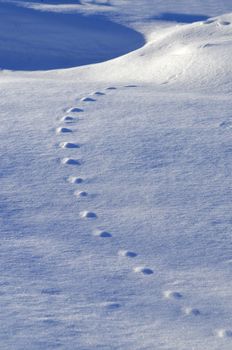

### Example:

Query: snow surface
xmin=0 ymin=0 xmax=144 ymax=70
xmin=1 ymin=0 xmax=232 ymax=349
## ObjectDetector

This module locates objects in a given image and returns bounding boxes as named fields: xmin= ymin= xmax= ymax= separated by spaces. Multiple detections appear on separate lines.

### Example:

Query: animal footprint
xmin=67 ymin=176 xmax=84 ymax=184
xmin=80 ymin=211 xmax=97 ymax=219
xmin=60 ymin=116 xmax=76 ymax=123
xmin=163 ymin=290 xmax=183 ymax=300
xmin=93 ymin=92 xmax=105 ymax=96
xmin=81 ymin=97 xmax=96 ymax=102
xmin=93 ymin=229 xmax=112 ymax=238
xmin=118 ymin=250 xmax=137 ymax=258
xmin=75 ymin=191 xmax=88 ymax=197
xmin=124 ymin=85 xmax=137 ymax=88
xmin=183 ymin=307 xmax=200 ymax=316
xmin=61 ymin=158 xmax=81 ymax=165
xmin=56 ymin=127 xmax=72 ymax=134
xmin=217 ymin=329 xmax=232 ymax=338
xmin=106 ymin=87 xmax=117 ymax=90
xmin=104 ymin=302 xmax=121 ymax=310
xmin=133 ymin=266 xmax=154 ymax=275
xmin=67 ymin=107 xmax=83 ymax=113
xmin=218 ymin=21 xmax=231 ymax=26
xmin=60 ymin=142 xmax=79 ymax=149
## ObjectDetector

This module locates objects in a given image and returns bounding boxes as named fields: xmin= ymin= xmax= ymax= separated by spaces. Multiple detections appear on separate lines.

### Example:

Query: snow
xmin=1 ymin=0 xmax=232 ymax=349
xmin=0 ymin=0 xmax=144 ymax=70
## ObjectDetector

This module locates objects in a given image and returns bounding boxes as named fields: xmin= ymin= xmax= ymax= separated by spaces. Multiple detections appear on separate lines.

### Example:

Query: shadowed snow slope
xmin=0 ymin=1 xmax=144 ymax=71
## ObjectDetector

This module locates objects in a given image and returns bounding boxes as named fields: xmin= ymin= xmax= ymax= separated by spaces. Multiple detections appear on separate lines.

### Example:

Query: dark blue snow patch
xmin=141 ymin=268 xmax=154 ymax=275
xmin=150 ymin=12 xmax=209 ymax=24
xmin=125 ymin=251 xmax=137 ymax=257
xmin=0 ymin=1 xmax=145 ymax=71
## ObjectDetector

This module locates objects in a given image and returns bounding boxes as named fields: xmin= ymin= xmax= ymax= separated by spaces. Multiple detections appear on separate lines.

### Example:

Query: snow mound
xmin=91 ymin=13 xmax=232 ymax=90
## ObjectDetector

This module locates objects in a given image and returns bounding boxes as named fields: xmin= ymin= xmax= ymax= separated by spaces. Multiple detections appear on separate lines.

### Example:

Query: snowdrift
xmin=82 ymin=13 xmax=232 ymax=91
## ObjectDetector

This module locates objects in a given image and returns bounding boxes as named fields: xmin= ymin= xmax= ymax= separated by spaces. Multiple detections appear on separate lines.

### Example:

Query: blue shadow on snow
xmin=0 ymin=1 xmax=144 ymax=71
xmin=151 ymin=12 xmax=209 ymax=24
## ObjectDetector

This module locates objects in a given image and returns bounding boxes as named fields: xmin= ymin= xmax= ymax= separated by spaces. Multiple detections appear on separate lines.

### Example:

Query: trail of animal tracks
xmin=1 ymin=0 xmax=232 ymax=349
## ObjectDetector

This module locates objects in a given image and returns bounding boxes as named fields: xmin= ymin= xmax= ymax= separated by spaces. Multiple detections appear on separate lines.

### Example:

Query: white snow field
xmin=1 ymin=0 xmax=232 ymax=349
